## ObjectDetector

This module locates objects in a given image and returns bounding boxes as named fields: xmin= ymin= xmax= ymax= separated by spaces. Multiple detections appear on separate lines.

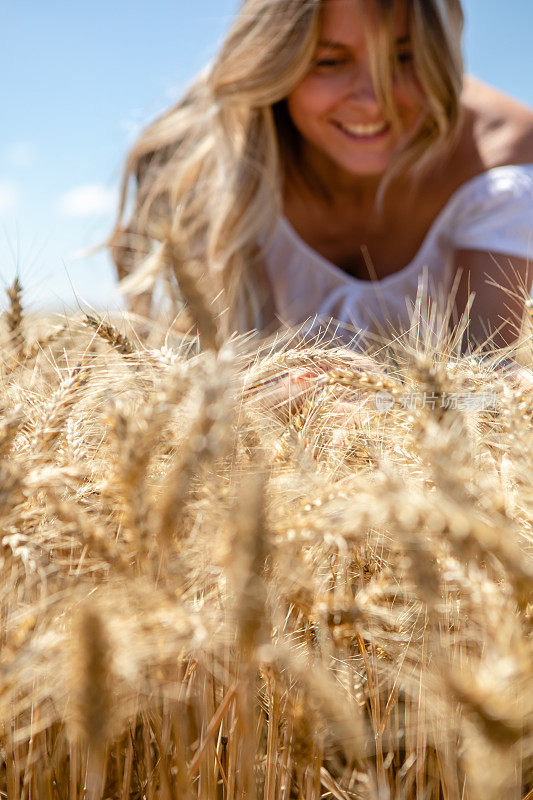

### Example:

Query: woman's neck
xmin=293 ymin=138 xmax=412 ymax=217
xmin=286 ymin=152 xmax=394 ymax=228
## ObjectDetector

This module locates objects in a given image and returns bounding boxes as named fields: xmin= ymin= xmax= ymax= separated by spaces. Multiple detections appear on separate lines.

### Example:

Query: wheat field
xmin=0 ymin=276 xmax=532 ymax=800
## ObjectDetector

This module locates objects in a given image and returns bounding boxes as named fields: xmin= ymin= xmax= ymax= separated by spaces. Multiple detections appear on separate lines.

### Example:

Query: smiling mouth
xmin=334 ymin=120 xmax=390 ymax=139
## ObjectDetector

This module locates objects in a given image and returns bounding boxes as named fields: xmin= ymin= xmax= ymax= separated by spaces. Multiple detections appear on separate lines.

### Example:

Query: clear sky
xmin=1 ymin=0 xmax=532 ymax=313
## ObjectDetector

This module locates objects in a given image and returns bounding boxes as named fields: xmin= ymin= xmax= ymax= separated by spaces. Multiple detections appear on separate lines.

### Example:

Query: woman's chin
xmin=329 ymin=156 xmax=393 ymax=180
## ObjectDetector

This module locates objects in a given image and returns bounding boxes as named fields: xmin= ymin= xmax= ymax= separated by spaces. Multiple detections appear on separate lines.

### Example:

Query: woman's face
xmin=286 ymin=0 xmax=425 ymax=181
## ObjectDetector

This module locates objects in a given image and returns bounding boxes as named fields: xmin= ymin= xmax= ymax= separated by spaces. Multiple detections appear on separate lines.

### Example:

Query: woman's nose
xmin=346 ymin=65 xmax=380 ymax=106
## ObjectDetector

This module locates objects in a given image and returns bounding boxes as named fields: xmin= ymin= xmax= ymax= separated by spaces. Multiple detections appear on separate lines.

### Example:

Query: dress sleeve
xmin=448 ymin=165 xmax=533 ymax=259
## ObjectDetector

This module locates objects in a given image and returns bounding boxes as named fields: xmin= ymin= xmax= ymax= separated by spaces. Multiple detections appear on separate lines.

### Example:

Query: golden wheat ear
xmin=4 ymin=276 xmax=25 ymax=362
xmin=83 ymin=313 xmax=137 ymax=357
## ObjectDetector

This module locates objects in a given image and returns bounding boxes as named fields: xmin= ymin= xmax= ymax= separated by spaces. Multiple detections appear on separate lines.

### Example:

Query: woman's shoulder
xmin=436 ymin=81 xmax=533 ymax=259
xmin=461 ymin=76 xmax=533 ymax=169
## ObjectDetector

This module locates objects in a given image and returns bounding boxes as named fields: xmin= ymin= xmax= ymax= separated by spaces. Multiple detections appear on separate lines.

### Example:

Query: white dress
xmin=262 ymin=165 xmax=533 ymax=343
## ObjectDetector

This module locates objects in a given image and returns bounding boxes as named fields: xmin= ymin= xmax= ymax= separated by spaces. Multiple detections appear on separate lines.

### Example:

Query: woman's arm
xmin=451 ymin=249 xmax=532 ymax=351
xmin=451 ymin=249 xmax=533 ymax=390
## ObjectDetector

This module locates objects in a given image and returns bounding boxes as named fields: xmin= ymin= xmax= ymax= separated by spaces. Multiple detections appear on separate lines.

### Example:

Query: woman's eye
xmin=315 ymin=58 xmax=349 ymax=69
xmin=396 ymin=51 xmax=414 ymax=65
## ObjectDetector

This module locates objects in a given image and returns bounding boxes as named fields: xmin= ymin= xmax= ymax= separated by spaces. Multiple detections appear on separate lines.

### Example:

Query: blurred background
xmin=2 ymin=0 xmax=532 ymax=313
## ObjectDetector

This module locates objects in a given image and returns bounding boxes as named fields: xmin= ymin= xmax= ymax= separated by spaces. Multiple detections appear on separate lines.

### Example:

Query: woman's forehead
xmin=319 ymin=0 xmax=410 ymax=41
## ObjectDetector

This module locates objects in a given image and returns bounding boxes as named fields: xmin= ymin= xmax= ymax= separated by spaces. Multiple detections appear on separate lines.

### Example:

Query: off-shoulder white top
xmin=262 ymin=165 xmax=533 ymax=341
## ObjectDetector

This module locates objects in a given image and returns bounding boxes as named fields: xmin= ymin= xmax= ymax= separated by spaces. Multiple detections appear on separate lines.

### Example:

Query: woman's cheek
xmin=393 ymin=82 xmax=426 ymax=129
xmin=288 ymin=75 xmax=344 ymax=118
xmin=395 ymin=73 xmax=426 ymax=112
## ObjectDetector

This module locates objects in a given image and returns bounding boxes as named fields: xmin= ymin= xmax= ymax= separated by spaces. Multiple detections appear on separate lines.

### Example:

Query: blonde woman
xmin=110 ymin=0 xmax=533 ymax=366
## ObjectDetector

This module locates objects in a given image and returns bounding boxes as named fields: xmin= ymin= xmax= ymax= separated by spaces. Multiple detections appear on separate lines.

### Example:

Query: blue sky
xmin=1 ymin=0 xmax=532 ymax=313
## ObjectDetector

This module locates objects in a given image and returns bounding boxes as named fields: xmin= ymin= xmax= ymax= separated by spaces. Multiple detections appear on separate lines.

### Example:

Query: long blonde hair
xmin=110 ymin=0 xmax=464 ymax=335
